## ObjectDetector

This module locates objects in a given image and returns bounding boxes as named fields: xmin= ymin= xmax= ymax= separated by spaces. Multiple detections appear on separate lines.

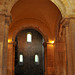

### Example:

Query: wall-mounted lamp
xmin=43 ymin=41 xmax=55 ymax=47
xmin=8 ymin=39 xmax=12 ymax=43
xmin=47 ymin=41 xmax=55 ymax=45
xmin=50 ymin=41 xmax=54 ymax=44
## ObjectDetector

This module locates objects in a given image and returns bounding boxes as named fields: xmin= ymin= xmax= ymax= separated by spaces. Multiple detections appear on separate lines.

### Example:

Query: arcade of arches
xmin=0 ymin=0 xmax=75 ymax=75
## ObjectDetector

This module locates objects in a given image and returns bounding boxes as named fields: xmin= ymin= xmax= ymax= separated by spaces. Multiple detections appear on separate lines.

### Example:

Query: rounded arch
xmin=51 ymin=0 xmax=66 ymax=17
xmin=7 ymin=0 xmax=66 ymax=17
xmin=12 ymin=26 xmax=48 ymax=43
xmin=8 ymin=18 xmax=50 ymax=43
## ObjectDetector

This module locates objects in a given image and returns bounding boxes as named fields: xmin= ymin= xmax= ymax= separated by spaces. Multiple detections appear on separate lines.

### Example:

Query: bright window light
xmin=19 ymin=54 xmax=23 ymax=63
xmin=27 ymin=33 xmax=32 ymax=42
xmin=35 ymin=54 xmax=39 ymax=63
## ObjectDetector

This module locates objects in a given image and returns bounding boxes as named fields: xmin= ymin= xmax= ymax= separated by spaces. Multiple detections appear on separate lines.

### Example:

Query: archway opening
xmin=14 ymin=29 xmax=45 ymax=75
xmin=8 ymin=0 xmax=63 ymax=75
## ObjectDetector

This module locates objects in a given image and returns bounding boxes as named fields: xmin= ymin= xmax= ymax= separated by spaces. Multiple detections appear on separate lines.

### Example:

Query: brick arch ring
xmin=11 ymin=18 xmax=49 ymax=42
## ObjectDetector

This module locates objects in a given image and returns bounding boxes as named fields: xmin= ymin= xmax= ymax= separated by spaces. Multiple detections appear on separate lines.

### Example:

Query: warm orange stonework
xmin=0 ymin=0 xmax=75 ymax=75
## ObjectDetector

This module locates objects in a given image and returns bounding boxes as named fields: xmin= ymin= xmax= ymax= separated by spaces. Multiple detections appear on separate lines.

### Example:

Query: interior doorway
xmin=15 ymin=29 xmax=45 ymax=75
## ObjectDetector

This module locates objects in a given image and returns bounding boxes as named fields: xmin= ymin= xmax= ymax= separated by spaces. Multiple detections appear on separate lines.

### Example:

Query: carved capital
xmin=60 ymin=18 xmax=70 ymax=28
xmin=59 ymin=18 xmax=70 ymax=39
xmin=5 ymin=15 xmax=12 ymax=26
xmin=0 ymin=10 xmax=12 ymax=25
xmin=0 ymin=10 xmax=7 ymax=16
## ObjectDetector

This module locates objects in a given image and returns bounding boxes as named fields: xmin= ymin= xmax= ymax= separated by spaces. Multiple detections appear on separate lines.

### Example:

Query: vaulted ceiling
xmin=0 ymin=0 xmax=75 ymax=41
xmin=0 ymin=0 xmax=75 ymax=17
xmin=8 ymin=0 xmax=61 ymax=41
xmin=7 ymin=0 xmax=62 ymax=41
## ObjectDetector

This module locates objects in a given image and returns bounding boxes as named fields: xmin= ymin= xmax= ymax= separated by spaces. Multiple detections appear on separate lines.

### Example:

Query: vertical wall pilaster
xmin=43 ymin=42 xmax=55 ymax=75
xmin=54 ymin=17 xmax=67 ymax=75
xmin=47 ymin=43 xmax=54 ymax=75
xmin=0 ymin=13 xmax=5 ymax=75
xmin=59 ymin=18 xmax=75 ymax=75
xmin=8 ymin=42 xmax=15 ymax=75
xmin=8 ymin=40 xmax=16 ymax=75
xmin=0 ymin=11 xmax=11 ymax=75
xmin=65 ymin=23 xmax=73 ymax=75
xmin=2 ymin=15 xmax=11 ymax=75
xmin=54 ymin=41 xmax=66 ymax=75
xmin=43 ymin=42 xmax=47 ymax=75
xmin=69 ymin=18 xmax=75 ymax=75
xmin=54 ymin=42 xmax=59 ymax=75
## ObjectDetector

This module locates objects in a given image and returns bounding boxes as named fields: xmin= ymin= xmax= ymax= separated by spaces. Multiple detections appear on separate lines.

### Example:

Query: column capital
xmin=5 ymin=15 xmax=12 ymax=26
xmin=59 ymin=18 xmax=70 ymax=39
xmin=60 ymin=17 xmax=75 ymax=27
xmin=0 ymin=10 xmax=7 ymax=16
xmin=0 ymin=10 xmax=12 ymax=25
xmin=0 ymin=9 xmax=10 ymax=15
xmin=60 ymin=18 xmax=70 ymax=28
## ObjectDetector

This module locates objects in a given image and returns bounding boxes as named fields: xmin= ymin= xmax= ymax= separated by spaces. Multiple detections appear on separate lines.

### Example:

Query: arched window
xmin=35 ymin=54 xmax=39 ymax=63
xmin=19 ymin=54 xmax=23 ymax=63
xmin=27 ymin=32 xmax=32 ymax=42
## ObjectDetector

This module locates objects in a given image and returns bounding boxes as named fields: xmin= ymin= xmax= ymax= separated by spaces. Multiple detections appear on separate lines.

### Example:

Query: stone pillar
xmin=54 ymin=42 xmax=59 ymax=75
xmin=68 ymin=18 xmax=75 ymax=75
xmin=54 ymin=21 xmax=66 ymax=75
xmin=0 ymin=13 xmax=5 ymax=75
xmin=3 ymin=15 xmax=11 ymax=75
xmin=65 ymin=21 xmax=73 ymax=75
xmin=46 ymin=43 xmax=55 ymax=75
xmin=0 ymin=11 xmax=11 ymax=75
xmin=43 ymin=42 xmax=48 ymax=75
xmin=54 ymin=41 xmax=66 ymax=75
xmin=60 ymin=18 xmax=74 ymax=75
xmin=8 ymin=42 xmax=15 ymax=75
xmin=43 ymin=42 xmax=55 ymax=75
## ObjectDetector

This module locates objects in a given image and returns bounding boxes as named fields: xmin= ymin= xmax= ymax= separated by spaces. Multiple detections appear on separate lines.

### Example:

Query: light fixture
xmin=50 ymin=41 xmax=54 ymax=44
xmin=47 ymin=40 xmax=55 ymax=45
xmin=8 ymin=39 xmax=12 ymax=43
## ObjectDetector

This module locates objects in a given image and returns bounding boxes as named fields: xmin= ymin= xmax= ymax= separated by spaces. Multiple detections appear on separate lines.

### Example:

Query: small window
xmin=27 ymin=32 xmax=32 ymax=42
xmin=35 ymin=54 xmax=39 ymax=63
xmin=19 ymin=54 xmax=23 ymax=63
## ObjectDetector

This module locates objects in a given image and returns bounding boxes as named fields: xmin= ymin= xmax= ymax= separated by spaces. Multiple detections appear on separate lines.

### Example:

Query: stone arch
xmin=51 ymin=0 xmax=66 ymax=17
xmin=8 ymin=19 xmax=49 ymax=75
xmin=6 ymin=0 xmax=66 ymax=17
xmin=12 ymin=26 xmax=48 ymax=43
xmin=9 ymin=18 xmax=50 ymax=43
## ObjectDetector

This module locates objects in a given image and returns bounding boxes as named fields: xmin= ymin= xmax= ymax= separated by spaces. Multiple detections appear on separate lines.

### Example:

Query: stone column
xmin=0 ymin=13 xmax=5 ymax=75
xmin=46 ymin=43 xmax=55 ymax=75
xmin=54 ymin=41 xmax=59 ymax=75
xmin=3 ymin=15 xmax=11 ymax=75
xmin=8 ymin=41 xmax=16 ymax=75
xmin=54 ymin=19 xmax=66 ymax=75
xmin=43 ymin=42 xmax=48 ymax=75
xmin=43 ymin=42 xmax=55 ymax=75
xmin=68 ymin=18 xmax=75 ymax=75
xmin=0 ymin=11 xmax=11 ymax=75
xmin=60 ymin=18 xmax=74 ymax=75
xmin=54 ymin=41 xmax=66 ymax=75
